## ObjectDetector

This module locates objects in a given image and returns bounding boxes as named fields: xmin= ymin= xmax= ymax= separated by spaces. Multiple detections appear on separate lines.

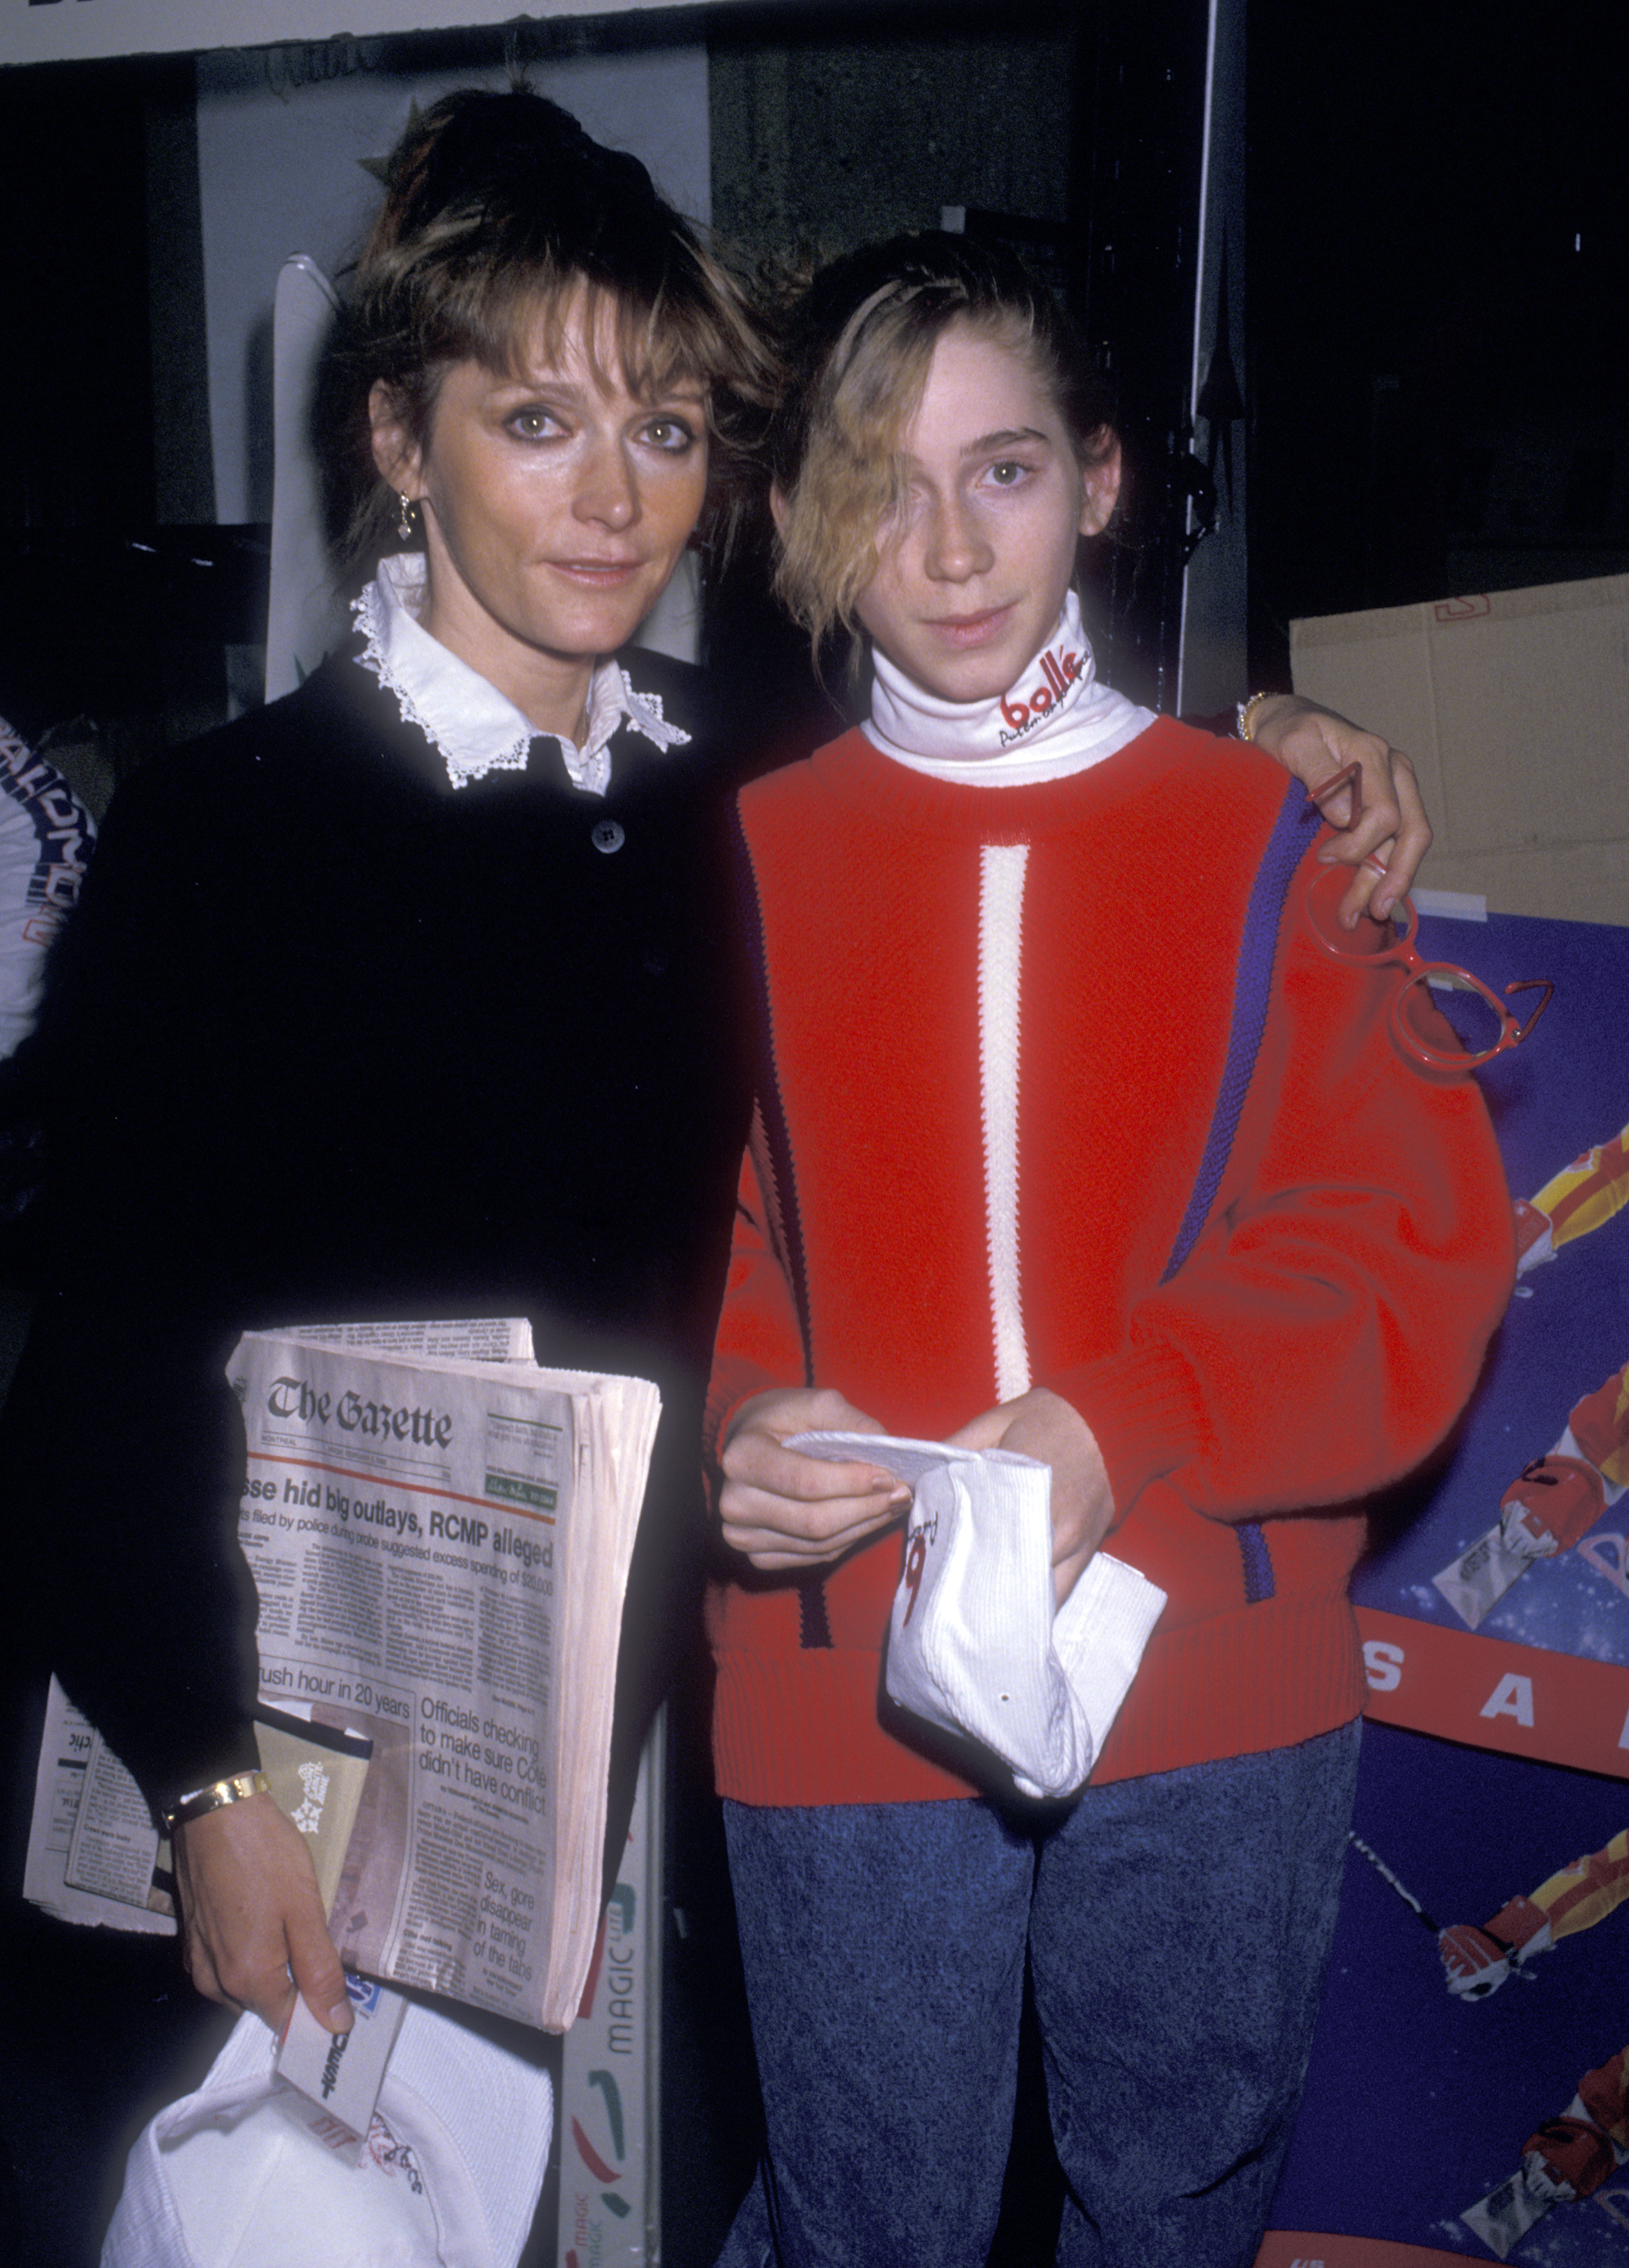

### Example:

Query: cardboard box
xmin=1290 ymin=575 xmax=1629 ymax=926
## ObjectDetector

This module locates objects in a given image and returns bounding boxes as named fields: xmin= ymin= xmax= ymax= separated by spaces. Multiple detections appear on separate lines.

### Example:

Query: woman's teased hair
xmin=768 ymin=232 xmax=1116 ymax=661
xmin=325 ymin=86 xmax=776 ymax=573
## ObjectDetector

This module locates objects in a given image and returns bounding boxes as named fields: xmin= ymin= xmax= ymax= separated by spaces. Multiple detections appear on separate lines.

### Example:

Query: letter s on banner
xmin=1362 ymin=1640 xmax=1404 ymax=1693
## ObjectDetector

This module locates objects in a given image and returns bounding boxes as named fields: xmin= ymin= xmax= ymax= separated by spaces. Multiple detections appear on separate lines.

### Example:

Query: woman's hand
xmin=947 ymin=1388 xmax=1115 ymax=1606
xmin=172 ymin=1792 xmax=352 ymax=2035
xmin=1247 ymin=695 xmax=1430 ymax=927
xmin=720 ymin=1387 xmax=911 ymax=1572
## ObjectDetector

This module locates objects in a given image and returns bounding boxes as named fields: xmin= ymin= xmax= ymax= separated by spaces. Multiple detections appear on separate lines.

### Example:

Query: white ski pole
xmin=1347 ymin=1830 xmax=1442 ymax=1935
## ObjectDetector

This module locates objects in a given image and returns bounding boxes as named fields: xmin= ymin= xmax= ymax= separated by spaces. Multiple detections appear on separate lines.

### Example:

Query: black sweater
xmin=1 ymin=642 xmax=754 ymax=1856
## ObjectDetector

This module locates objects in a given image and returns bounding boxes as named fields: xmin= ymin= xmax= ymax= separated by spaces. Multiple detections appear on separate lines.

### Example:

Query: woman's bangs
xmin=459 ymin=274 xmax=723 ymax=415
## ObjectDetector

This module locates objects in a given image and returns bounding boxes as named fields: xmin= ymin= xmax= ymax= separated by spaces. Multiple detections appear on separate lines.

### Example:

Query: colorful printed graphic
xmin=1515 ymin=1121 xmax=1629 ymax=1276
xmin=1351 ymin=912 xmax=1629 ymax=1724
xmin=1431 ymin=1358 xmax=1629 ymax=1631
xmin=1441 ymin=1830 xmax=1629 ymax=2250
xmin=1265 ymin=907 xmax=1629 ymax=2263
xmin=557 ymin=1749 xmax=656 ymax=2268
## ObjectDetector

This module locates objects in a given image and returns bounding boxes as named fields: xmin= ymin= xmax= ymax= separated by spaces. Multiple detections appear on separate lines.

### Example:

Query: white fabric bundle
xmin=792 ymin=1433 xmax=1166 ymax=1800
xmin=101 ymin=1998 xmax=551 ymax=2268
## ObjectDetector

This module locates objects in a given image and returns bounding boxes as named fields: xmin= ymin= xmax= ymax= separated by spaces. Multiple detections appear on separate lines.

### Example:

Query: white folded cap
xmin=101 ymin=1997 xmax=551 ymax=2268
xmin=790 ymin=1433 xmax=1166 ymax=1801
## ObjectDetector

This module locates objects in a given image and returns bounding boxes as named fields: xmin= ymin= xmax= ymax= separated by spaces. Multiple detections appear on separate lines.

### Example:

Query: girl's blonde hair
xmin=322 ymin=87 xmax=777 ymax=576
xmin=769 ymin=234 xmax=1116 ymax=664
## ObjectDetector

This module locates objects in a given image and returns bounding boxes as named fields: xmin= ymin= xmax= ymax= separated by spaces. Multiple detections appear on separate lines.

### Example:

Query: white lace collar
xmin=863 ymin=591 xmax=1154 ymax=787
xmin=352 ymin=553 xmax=689 ymax=795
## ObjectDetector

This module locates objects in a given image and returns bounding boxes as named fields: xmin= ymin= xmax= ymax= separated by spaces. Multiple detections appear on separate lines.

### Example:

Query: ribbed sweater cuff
xmin=1051 ymin=1342 xmax=1208 ymax=1526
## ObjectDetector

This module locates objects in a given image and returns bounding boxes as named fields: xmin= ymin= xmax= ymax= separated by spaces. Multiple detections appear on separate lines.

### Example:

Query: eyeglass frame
xmin=1302 ymin=761 xmax=1551 ymax=1071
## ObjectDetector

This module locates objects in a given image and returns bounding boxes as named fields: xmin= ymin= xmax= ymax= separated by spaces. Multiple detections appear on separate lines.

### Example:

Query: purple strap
xmin=1159 ymin=779 xmax=1320 ymax=1606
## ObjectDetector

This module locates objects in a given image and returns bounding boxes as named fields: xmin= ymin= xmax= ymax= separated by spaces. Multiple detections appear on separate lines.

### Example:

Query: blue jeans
xmin=716 ymin=1721 xmax=1360 ymax=2268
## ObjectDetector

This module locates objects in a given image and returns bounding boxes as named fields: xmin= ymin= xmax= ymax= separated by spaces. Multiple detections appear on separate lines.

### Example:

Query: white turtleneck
xmin=863 ymin=591 xmax=1155 ymax=787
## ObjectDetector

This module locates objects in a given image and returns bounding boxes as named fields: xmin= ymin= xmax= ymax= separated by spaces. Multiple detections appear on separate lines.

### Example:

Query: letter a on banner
xmin=1480 ymin=1673 xmax=1535 ymax=1727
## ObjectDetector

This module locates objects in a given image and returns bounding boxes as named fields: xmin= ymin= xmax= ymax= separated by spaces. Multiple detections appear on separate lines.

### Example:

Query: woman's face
xmin=373 ymin=288 xmax=709 ymax=733
xmin=853 ymin=321 xmax=1120 ymax=708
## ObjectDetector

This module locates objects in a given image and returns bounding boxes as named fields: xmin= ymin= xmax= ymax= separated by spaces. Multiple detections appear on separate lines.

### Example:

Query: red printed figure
xmin=1515 ymin=1119 xmax=1629 ymax=1276
xmin=1433 ymin=1356 xmax=1629 ymax=1627
xmin=1445 ymin=1833 xmax=1629 ymax=2222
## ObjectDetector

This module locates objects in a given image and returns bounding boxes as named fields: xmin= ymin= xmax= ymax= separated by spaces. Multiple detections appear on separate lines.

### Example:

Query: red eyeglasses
xmin=1303 ymin=765 xmax=1552 ymax=1072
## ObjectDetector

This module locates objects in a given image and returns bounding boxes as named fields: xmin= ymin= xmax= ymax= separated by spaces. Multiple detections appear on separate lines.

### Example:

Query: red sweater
xmin=706 ymin=720 xmax=1513 ymax=1805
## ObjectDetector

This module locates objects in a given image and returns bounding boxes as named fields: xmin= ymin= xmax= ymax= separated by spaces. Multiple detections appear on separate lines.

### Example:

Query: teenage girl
xmin=705 ymin=234 xmax=1514 ymax=2266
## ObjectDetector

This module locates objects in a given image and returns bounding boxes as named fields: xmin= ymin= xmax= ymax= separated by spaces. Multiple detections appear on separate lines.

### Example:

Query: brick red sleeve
xmin=1049 ymin=909 xmax=1515 ymax=1528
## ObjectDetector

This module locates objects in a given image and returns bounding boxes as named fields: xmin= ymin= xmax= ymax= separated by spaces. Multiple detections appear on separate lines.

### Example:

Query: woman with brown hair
xmin=2 ymin=85 xmax=777 ymax=2052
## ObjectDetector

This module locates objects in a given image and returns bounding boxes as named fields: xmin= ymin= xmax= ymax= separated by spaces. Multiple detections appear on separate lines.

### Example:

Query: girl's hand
xmin=720 ymin=1388 xmax=911 ymax=1571
xmin=172 ymin=1792 xmax=352 ymax=2034
xmin=1246 ymin=695 xmax=1430 ymax=927
xmin=946 ymin=1388 xmax=1115 ymax=1606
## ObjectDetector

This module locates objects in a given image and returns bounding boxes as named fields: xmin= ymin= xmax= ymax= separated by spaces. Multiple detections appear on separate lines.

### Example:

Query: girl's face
xmin=371 ymin=287 xmax=709 ymax=736
xmin=853 ymin=321 xmax=1120 ymax=707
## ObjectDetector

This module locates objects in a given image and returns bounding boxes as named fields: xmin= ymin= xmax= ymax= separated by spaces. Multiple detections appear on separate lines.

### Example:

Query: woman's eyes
xmin=502 ymin=407 xmax=698 ymax=451
xmin=639 ymin=415 xmax=699 ymax=453
xmin=507 ymin=407 xmax=564 ymax=442
xmin=983 ymin=458 xmax=1035 ymax=489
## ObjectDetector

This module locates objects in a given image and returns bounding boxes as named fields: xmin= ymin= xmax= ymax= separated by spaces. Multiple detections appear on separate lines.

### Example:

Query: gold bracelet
xmin=163 ymin=1771 xmax=270 ymax=1835
xmin=1235 ymin=690 xmax=1277 ymax=742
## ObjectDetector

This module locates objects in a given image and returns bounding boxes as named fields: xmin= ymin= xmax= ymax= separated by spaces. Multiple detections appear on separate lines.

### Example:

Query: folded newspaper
xmin=26 ymin=1317 xmax=659 ymax=2034
xmin=788 ymin=1432 xmax=1166 ymax=1799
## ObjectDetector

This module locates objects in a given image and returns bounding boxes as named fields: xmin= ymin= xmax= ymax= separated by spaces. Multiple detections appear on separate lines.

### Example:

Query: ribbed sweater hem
xmin=711 ymin=1583 xmax=1367 ymax=1805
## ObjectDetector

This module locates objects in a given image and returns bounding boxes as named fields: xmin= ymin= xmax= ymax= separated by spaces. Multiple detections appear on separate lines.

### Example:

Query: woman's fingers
xmin=173 ymin=1794 xmax=352 ymax=2033
xmin=1249 ymin=695 xmax=1434 ymax=928
xmin=1323 ymin=748 xmax=1431 ymax=923
xmin=1299 ymin=723 xmax=1432 ymax=925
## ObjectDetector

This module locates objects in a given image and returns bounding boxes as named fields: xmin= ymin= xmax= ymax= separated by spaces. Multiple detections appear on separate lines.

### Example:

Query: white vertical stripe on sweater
xmin=979 ymin=844 xmax=1031 ymax=1402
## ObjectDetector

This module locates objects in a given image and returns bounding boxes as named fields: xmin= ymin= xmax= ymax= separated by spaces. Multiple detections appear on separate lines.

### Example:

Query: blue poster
xmin=1267 ymin=906 xmax=1629 ymax=2265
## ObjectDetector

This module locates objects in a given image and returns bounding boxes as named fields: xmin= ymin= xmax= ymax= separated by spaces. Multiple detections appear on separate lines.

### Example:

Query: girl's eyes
xmin=983 ymin=459 xmax=1035 ymax=489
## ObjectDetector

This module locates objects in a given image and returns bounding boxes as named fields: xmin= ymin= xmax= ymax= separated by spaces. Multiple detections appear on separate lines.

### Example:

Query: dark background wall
xmin=1247 ymin=0 xmax=1629 ymax=680
xmin=4 ymin=2 xmax=1626 ymax=716
xmin=708 ymin=2 xmax=1078 ymax=263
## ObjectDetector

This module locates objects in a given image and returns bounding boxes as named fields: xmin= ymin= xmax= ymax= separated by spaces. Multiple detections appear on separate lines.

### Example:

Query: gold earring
xmin=397 ymin=492 xmax=416 ymax=543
